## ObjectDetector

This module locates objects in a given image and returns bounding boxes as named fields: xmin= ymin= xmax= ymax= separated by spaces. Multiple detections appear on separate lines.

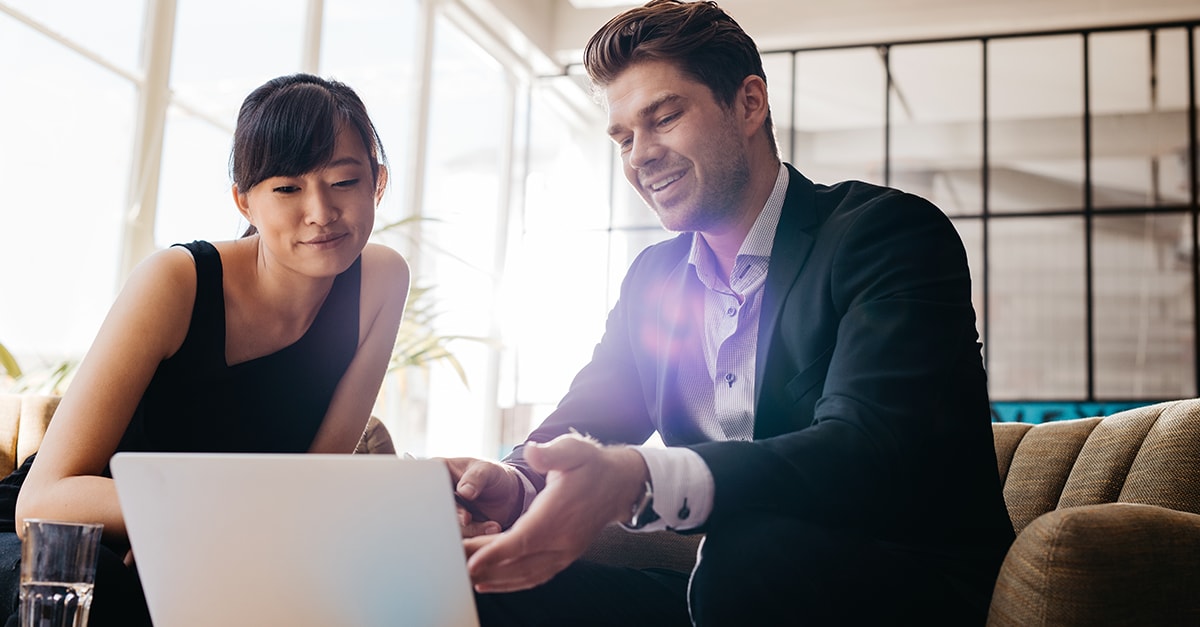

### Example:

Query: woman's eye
xmin=333 ymin=178 xmax=360 ymax=188
xmin=272 ymin=185 xmax=300 ymax=194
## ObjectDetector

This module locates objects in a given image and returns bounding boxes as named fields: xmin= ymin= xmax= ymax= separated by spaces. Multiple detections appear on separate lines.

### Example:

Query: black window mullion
xmin=882 ymin=45 xmax=892 ymax=187
xmin=1189 ymin=27 xmax=1199 ymax=396
xmin=1082 ymin=33 xmax=1096 ymax=402
xmin=981 ymin=38 xmax=991 ymax=374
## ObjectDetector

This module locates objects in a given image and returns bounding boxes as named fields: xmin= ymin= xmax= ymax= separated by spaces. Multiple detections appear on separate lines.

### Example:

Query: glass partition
xmin=888 ymin=41 xmax=983 ymax=216
xmin=791 ymin=47 xmax=886 ymax=186
xmin=1090 ymin=30 xmax=1191 ymax=210
xmin=987 ymin=35 xmax=1085 ymax=214
xmin=987 ymin=217 xmax=1088 ymax=399
xmin=1093 ymin=213 xmax=1194 ymax=398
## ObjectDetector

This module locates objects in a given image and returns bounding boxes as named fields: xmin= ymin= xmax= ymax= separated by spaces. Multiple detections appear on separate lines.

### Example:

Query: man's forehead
xmin=605 ymin=90 xmax=686 ymax=134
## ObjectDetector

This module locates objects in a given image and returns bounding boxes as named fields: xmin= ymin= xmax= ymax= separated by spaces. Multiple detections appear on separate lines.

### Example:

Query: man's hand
xmin=462 ymin=433 xmax=650 ymax=593
xmin=441 ymin=457 xmax=524 ymax=537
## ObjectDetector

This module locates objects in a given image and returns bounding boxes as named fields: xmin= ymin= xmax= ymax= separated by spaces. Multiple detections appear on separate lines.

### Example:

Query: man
xmin=448 ymin=1 xmax=1015 ymax=624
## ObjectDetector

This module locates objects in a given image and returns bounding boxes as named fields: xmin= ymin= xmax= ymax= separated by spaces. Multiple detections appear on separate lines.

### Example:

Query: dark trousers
xmin=477 ymin=513 xmax=1000 ymax=626
xmin=476 ymin=560 xmax=692 ymax=627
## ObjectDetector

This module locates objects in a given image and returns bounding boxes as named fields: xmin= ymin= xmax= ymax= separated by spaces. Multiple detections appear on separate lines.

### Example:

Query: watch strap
xmin=627 ymin=480 xmax=660 ymax=529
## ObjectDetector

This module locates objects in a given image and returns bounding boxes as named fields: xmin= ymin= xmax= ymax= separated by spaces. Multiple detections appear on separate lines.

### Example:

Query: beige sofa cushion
xmin=0 ymin=394 xmax=60 ymax=473
xmin=988 ymin=502 xmax=1200 ymax=626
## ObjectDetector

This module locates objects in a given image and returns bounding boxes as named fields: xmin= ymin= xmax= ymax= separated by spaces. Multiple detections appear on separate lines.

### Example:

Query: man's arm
xmin=503 ymin=237 xmax=692 ymax=490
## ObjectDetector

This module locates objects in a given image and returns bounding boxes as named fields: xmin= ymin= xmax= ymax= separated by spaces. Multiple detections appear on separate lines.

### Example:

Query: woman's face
xmin=235 ymin=124 xmax=382 ymax=279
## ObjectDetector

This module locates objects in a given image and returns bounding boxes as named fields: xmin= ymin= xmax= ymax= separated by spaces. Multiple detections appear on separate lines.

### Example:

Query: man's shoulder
xmin=807 ymin=177 xmax=944 ymax=228
xmin=814 ymin=178 xmax=908 ymax=209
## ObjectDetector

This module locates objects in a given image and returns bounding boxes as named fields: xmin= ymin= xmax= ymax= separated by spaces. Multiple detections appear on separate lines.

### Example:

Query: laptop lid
xmin=110 ymin=452 xmax=479 ymax=627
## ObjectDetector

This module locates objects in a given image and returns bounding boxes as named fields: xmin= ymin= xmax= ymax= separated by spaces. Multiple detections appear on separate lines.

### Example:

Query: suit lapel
xmin=654 ymin=242 xmax=705 ymax=440
xmin=755 ymin=164 xmax=820 ymax=406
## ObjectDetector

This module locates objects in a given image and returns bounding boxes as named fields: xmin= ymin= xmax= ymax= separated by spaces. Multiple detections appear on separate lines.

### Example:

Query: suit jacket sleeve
xmin=501 ymin=237 xmax=693 ymax=491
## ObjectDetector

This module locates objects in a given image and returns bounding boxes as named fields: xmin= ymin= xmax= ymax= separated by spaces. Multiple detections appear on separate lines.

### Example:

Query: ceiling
xmin=539 ymin=0 xmax=1200 ymax=67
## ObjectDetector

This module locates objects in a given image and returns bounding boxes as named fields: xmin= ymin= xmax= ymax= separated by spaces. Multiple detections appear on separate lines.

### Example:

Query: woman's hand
xmin=441 ymin=457 xmax=525 ymax=536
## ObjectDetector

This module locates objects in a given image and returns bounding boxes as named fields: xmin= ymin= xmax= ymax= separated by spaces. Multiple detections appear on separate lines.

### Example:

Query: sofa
xmin=0 ymin=393 xmax=396 ymax=474
xmin=5 ymin=393 xmax=1200 ymax=624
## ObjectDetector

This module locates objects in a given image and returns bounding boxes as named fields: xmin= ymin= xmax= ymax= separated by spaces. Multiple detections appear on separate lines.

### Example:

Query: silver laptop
xmin=110 ymin=452 xmax=479 ymax=627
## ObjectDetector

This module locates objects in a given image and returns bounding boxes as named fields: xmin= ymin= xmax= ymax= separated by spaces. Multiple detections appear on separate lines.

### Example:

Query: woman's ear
xmin=374 ymin=164 xmax=389 ymax=205
xmin=232 ymin=185 xmax=253 ymax=224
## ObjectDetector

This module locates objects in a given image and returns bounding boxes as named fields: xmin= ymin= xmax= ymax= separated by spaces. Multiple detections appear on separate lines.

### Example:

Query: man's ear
xmin=375 ymin=164 xmax=389 ymax=205
xmin=737 ymin=75 xmax=770 ymax=138
xmin=232 ymin=185 xmax=253 ymax=223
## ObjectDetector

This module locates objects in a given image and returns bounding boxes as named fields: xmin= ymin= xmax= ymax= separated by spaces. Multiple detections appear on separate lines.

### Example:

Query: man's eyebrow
xmin=606 ymin=93 xmax=684 ymax=136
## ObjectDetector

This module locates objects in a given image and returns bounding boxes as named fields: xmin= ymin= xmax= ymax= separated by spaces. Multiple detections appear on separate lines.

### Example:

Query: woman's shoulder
xmin=360 ymin=243 xmax=410 ymax=286
xmin=128 ymin=244 xmax=202 ymax=287
xmin=357 ymin=243 xmax=410 ymax=317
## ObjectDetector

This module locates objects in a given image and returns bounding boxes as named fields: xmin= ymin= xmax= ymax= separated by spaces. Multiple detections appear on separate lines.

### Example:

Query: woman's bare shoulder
xmin=126 ymin=245 xmax=201 ymax=292
xmin=361 ymin=243 xmax=410 ymax=288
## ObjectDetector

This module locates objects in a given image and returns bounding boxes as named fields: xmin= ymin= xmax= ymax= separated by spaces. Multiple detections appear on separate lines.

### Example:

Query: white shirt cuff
xmin=627 ymin=446 xmax=714 ymax=532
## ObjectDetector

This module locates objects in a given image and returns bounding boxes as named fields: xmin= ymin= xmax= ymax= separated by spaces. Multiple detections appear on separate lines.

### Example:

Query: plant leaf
xmin=0 ymin=342 xmax=21 ymax=379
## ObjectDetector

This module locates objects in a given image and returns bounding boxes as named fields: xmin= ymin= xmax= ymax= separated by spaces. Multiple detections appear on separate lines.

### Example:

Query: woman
xmin=0 ymin=73 xmax=410 ymax=626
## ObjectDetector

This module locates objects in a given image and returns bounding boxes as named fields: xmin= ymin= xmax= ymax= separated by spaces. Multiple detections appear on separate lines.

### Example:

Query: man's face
xmin=604 ymin=60 xmax=751 ymax=233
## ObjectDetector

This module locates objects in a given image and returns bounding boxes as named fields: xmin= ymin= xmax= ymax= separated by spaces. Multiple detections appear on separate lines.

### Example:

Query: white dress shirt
xmin=630 ymin=163 xmax=788 ymax=531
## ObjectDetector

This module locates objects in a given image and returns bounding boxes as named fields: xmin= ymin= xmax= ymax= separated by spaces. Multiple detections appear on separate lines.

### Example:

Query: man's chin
xmin=649 ymin=207 xmax=692 ymax=233
xmin=655 ymin=215 xmax=707 ymax=234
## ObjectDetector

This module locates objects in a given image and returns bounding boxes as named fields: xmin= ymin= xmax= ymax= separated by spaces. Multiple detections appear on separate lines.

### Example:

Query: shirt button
xmin=725 ymin=373 xmax=736 ymax=387
xmin=725 ymin=306 xmax=736 ymax=317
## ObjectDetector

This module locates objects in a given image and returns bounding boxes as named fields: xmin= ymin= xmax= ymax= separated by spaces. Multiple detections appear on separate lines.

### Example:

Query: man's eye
xmin=273 ymin=185 xmax=300 ymax=193
xmin=657 ymin=113 xmax=679 ymax=127
xmin=333 ymin=178 xmax=360 ymax=188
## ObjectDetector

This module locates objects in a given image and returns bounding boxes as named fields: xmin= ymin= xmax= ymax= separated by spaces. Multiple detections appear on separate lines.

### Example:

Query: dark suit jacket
xmin=509 ymin=164 xmax=1014 ymax=563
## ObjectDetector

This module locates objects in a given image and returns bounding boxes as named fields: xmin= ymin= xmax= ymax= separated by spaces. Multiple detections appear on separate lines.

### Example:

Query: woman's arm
xmin=15 ymin=247 xmax=197 ymax=541
xmin=308 ymin=243 xmax=410 ymax=454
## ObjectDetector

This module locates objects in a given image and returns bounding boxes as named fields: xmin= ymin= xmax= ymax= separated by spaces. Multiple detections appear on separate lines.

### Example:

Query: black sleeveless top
xmin=120 ymin=240 xmax=360 ymax=453
xmin=0 ymin=240 xmax=361 ymax=530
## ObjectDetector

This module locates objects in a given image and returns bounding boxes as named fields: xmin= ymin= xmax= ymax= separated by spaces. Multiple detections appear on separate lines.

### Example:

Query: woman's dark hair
xmin=230 ymin=74 xmax=387 ymax=236
xmin=583 ymin=0 xmax=775 ymax=149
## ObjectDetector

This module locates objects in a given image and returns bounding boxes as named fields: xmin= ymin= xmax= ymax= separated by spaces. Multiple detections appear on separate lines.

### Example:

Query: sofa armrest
xmin=353 ymin=416 xmax=396 ymax=455
xmin=580 ymin=525 xmax=702 ymax=573
xmin=987 ymin=502 xmax=1200 ymax=626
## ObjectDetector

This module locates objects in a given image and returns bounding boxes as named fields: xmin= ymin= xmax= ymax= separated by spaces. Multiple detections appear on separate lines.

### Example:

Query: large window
xmin=0 ymin=2 xmax=142 ymax=366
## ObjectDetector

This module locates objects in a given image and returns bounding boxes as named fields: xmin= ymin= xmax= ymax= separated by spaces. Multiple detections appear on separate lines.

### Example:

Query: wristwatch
xmin=627 ymin=480 xmax=660 ymax=529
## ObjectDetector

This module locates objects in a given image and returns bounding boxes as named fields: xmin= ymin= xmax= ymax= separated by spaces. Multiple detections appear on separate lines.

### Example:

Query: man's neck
xmin=700 ymin=157 xmax=782 ymax=279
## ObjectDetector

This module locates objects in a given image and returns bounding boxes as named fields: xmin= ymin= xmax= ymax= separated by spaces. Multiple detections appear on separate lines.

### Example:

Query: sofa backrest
xmin=993 ymin=398 xmax=1200 ymax=535
xmin=0 ymin=393 xmax=60 ymax=473
xmin=0 ymin=393 xmax=395 ymax=469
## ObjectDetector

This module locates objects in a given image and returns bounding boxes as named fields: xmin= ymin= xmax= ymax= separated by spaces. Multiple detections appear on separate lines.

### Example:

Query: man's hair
xmin=583 ymin=0 xmax=775 ymax=144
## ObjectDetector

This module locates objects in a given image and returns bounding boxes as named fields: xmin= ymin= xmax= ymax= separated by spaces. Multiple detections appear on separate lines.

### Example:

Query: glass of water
xmin=19 ymin=519 xmax=104 ymax=627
